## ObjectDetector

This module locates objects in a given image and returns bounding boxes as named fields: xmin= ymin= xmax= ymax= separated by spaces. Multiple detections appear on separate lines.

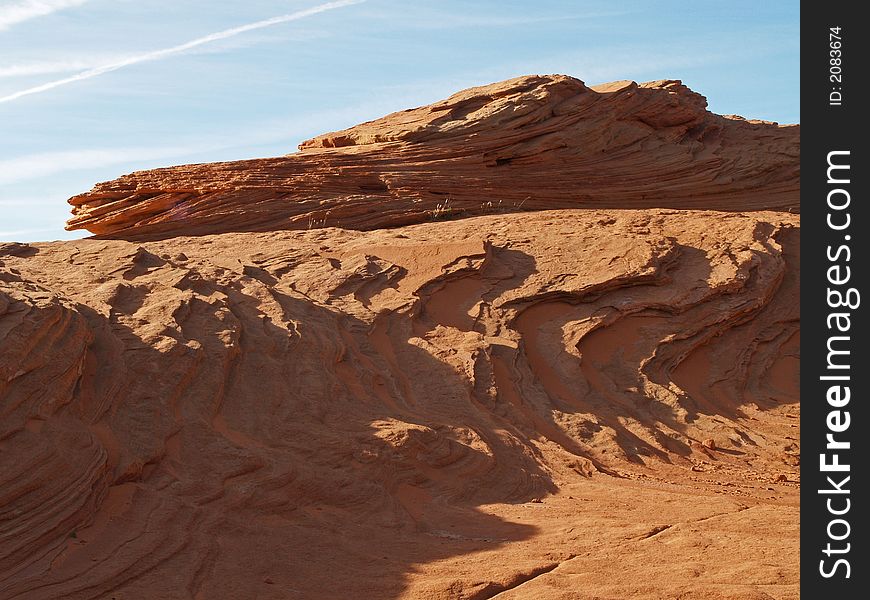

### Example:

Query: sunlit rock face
xmin=0 ymin=76 xmax=799 ymax=599
xmin=65 ymin=75 xmax=798 ymax=240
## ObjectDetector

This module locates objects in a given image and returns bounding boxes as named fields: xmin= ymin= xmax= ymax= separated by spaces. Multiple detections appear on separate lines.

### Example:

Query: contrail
xmin=0 ymin=0 xmax=89 ymax=31
xmin=0 ymin=0 xmax=365 ymax=104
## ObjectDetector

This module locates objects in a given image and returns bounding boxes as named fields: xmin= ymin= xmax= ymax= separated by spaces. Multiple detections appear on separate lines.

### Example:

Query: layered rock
xmin=1 ymin=74 xmax=800 ymax=599
xmin=65 ymin=76 xmax=799 ymax=240
xmin=1 ymin=209 xmax=799 ymax=599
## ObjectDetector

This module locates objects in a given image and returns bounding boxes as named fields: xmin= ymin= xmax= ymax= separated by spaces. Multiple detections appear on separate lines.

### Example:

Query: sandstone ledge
xmin=65 ymin=75 xmax=799 ymax=240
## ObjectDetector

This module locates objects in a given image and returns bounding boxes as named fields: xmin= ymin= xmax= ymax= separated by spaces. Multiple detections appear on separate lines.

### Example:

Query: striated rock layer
xmin=65 ymin=76 xmax=799 ymax=240
xmin=1 ymin=209 xmax=799 ymax=599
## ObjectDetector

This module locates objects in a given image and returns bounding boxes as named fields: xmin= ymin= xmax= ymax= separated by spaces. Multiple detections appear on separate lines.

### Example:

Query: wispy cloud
xmin=0 ymin=146 xmax=207 ymax=185
xmin=0 ymin=57 xmax=120 ymax=78
xmin=391 ymin=10 xmax=631 ymax=30
xmin=0 ymin=196 xmax=66 ymax=207
xmin=0 ymin=0 xmax=88 ymax=31
xmin=0 ymin=226 xmax=65 ymax=239
xmin=0 ymin=0 xmax=365 ymax=104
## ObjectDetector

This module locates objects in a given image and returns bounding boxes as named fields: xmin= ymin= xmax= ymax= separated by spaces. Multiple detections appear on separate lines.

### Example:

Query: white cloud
xmin=0 ymin=146 xmax=208 ymax=185
xmin=0 ymin=57 xmax=116 ymax=78
xmin=0 ymin=0 xmax=365 ymax=103
xmin=0 ymin=227 xmax=60 ymax=238
xmin=398 ymin=10 xmax=631 ymax=30
xmin=0 ymin=0 xmax=88 ymax=31
xmin=0 ymin=196 xmax=63 ymax=207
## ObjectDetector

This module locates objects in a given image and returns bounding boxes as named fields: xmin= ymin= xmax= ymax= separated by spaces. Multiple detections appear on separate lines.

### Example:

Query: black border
xmin=801 ymin=1 xmax=867 ymax=595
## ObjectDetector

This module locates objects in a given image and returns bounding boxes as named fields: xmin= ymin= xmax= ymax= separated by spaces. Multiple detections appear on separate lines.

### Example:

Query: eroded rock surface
xmin=65 ymin=76 xmax=799 ymax=240
xmin=3 ymin=74 xmax=799 ymax=599
xmin=1 ymin=209 xmax=799 ymax=599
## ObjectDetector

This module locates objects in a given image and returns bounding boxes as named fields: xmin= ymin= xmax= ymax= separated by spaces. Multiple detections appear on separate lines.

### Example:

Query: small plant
xmin=307 ymin=211 xmax=330 ymax=229
xmin=429 ymin=198 xmax=453 ymax=221
xmin=480 ymin=199 xmax=505 ymax=214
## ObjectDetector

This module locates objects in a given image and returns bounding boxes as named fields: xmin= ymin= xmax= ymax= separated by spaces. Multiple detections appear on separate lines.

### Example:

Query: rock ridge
xmin=65 ymin=75 xmax=799 ymax=240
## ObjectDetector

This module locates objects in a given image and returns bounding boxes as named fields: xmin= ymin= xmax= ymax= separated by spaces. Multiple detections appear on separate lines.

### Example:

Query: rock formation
xmin=0 ymin=76 xmax=799 ymax=599
xmin=65 ymin=76 xmax=798 ymax=240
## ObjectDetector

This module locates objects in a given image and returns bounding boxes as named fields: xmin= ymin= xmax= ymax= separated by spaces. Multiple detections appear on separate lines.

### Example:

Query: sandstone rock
xmin=65 ymin=76 xmax=798 ymax=240
xmin=0 ymin=209 xmax=799 ymax=599
xmin=0 ymin=75 xmax=800 ymax=599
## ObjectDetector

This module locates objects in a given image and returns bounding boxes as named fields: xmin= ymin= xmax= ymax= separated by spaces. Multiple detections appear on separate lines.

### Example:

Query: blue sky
xmin=0 ymin=0 xmax=799 ymax=242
